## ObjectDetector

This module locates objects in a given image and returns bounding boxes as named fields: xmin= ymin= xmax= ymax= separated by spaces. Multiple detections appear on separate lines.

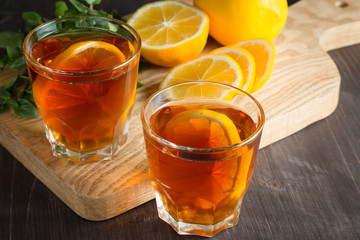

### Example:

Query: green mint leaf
xmin=23 ymin=90 xmax=35 ymax=104
xmin=7 ymin=98 xmax=18 ymax=107
xmin=0 ymin=88 xmax=16 ymax=111
xmin=20 ymin=75 xmax=30 ymax=83
xmin=22 ymin=12 xmax=42 ymax=26
xmin=0 ymin=102 xmax=10 ymax=112
xmin=0 ymin=32 xmax=23 ymax=49
xmin=107 ymin=22 xmax=119 ymax=32
xmin=23 ymin=12 xmax=43 ymax=33
xmin=89 ymin=9 xmax=107 ymax=16
xmin=6 ymin=46 xmax=20 ymax=59
xmin=0 ymin=88 xmax=11 ymax=99
xmin=55 ymin=1 xmax=69 ymax=17
xmin=8 ymin=56 xmax=26 ymax=70
xmin=136 ymin=81 xmax=143 ymax=89
xmin=69 ymin=0 xmax=89 ymax=13
xmin=112 ymin=13 xmax=126 ymax=22
xmin=0 ymin=55 xmax=8 ymax=72
xmin=14 ymin=99 xmax=38 ymax=119
xmin=64 ymin=8 xmax=80 ymax=16
xmin=4 ymin=74 xmax=20 ymax=92
xmin=138 ymin=57 xmax=149 ymax=73
xmin=86 ymin=0 xmax=101 ymax=5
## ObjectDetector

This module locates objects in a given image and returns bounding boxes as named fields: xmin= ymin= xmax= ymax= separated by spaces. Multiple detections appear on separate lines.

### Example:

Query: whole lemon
xmin=194 ymin=0 xmax=288 ymax=45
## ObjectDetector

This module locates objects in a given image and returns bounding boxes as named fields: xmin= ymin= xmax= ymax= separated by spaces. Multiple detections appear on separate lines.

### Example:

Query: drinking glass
xmin=23 ymin=16 xmax=141 ymax=163
xmin=141 ymin=81 xmax=265 ymax=237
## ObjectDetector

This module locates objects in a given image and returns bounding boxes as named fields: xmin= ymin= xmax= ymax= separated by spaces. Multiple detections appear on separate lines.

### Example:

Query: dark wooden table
xmin=1 ymin=0 xmax=359 ymax=239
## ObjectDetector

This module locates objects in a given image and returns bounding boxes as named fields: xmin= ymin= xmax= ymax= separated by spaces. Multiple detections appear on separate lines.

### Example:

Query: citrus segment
xmin=211 ymin=46 xmax=256 ymax=93
xmin=49 ymin=41 xmax=126 ymax=71
xmin=127 ymin=1 xmax=209 ymax=67
xmin=162 ymin=109 xmax=241 ymax=148
xmin=236 ymin=39 xmax=275 ymax=92
xmin=159 ymin=54 xmax=243 ymax=98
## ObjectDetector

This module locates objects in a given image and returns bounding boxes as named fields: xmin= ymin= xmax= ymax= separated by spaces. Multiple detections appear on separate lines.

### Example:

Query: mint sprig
xmin=0 ymin=0 xmax=144 ymax=119
xmin=0 ymin=74 xmax=36 ymax=118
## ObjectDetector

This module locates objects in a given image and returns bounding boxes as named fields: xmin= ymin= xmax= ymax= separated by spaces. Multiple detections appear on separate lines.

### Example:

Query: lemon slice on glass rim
xmin=49 ymin=40 xmax=126 ymax=71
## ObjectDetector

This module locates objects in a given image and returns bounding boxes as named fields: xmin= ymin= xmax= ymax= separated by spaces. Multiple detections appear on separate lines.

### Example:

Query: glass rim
xmin=141 ymin=81 xmax=265 ymax=154
xmin=23 ymin=15 xmax=141 ymax=77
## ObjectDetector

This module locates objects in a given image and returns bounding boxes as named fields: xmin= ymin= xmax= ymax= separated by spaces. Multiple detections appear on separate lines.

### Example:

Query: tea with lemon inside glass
xmin=144 ymin=101 xmax=260 ymax=225
xmin=29 ymin=32 xmax=137 ymax=153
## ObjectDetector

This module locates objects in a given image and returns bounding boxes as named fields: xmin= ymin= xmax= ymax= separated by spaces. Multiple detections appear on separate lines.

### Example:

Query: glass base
xmin=45 ymin=124 xmax=126 ymax=164
xmin=155 ymin=192 xmax=241 ymax=237
xmin=50 ymin=142 xmax=121 ymax=163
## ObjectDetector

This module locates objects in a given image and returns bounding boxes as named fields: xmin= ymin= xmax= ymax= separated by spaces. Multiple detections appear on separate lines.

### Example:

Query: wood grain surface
xmin=0 ymin=0 xmax=359 ymax=222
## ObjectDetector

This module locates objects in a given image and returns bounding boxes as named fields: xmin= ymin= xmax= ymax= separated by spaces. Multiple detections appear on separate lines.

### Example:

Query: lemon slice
xmin=162 ymin=108 xmax=254 ymax=193
xmin=211 ymin=46 xmax=256 ymax=93
xmin=236 ymin=39 xmax=275 ymax=92
xmin=162 ymin=109 xmax=241 ymax=148
xmin=160 ymin=54 xmax=243 ymax=99
xmin=49 ymin=41 xmax=126 ymax=72
xmin=127 ymin=1 xmax=209 ymax=67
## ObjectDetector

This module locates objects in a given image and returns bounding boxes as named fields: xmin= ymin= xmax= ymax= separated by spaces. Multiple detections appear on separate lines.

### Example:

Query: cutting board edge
xmin=0 ymin=123 xmax=155 ymax=220
xmin=320 ymin=21 xmax=360 ymax=52
xmin=259 ymin=74 xmax=340 ymax=149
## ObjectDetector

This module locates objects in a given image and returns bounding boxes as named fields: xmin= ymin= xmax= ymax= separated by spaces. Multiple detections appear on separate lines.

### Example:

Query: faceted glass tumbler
xmin=23 ymin=16 xmax=141 ymax=163
xmin=141 ymin=82 xmax=265 ymax=236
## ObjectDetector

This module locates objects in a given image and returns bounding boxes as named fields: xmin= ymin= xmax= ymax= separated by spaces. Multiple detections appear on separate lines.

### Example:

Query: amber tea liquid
xmin=144 ymin=100 xmax=261 ymax=230
xmin=28 ymin=31 xmax=139 ymax=161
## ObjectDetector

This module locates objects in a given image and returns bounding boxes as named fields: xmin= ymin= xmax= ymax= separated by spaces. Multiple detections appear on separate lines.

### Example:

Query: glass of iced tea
xmin=141 ymin=81 xmax=265 ymax=236
xmin=23 ymin=16 xmax=141 ymax=163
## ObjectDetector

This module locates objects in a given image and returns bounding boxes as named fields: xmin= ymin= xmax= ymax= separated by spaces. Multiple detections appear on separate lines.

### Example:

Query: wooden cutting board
xmin=0 ymin=0 xmax=359 ymax=221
